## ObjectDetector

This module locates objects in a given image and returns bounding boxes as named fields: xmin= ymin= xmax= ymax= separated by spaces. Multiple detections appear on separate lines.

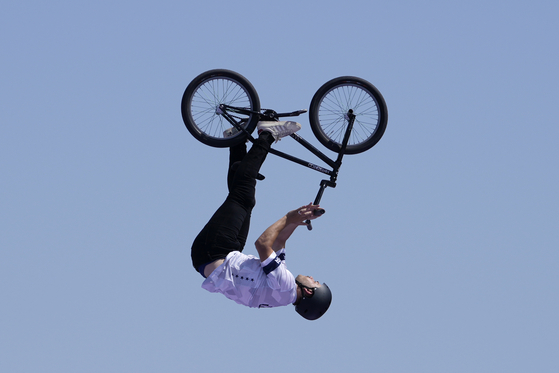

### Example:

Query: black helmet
xmin=295 ymin=282 xmax=332 ymax=320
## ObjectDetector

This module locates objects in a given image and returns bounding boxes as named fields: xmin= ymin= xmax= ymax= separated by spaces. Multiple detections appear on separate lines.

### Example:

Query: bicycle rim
xmin=189 ymin=77 xmax=255 ymax=140
xmin=316 ymin=83 xmax=382 ymax=149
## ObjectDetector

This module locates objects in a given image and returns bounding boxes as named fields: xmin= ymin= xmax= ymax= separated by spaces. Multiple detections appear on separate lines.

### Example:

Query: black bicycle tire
xmin=181 ymin=69 xmax=261 ymax=147
xmin=309 ymin=76 xmax=388 ymax=154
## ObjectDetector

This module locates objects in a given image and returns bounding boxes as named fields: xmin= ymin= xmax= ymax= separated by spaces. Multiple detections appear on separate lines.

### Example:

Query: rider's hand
xmin=286 ymin=204 xmax=324 ymax=226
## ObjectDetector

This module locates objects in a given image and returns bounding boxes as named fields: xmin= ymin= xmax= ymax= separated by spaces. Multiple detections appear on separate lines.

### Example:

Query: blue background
xmin=2 ymin=1 xmax=558 ymax=372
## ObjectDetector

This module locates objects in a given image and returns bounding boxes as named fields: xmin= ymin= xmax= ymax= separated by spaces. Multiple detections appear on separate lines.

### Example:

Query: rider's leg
xmin=227 ymin=142 xmax=249 ymax=248
xmin=227 ymin=132 xmax=273 ymax=209
xmin=191 ymin=132 xmax=275 ymax=273
xmin=227 ymin=142 xmax=247 ymax=192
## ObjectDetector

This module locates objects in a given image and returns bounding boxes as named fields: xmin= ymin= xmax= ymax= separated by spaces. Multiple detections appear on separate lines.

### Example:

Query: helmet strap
xmin=296 ymin=280 xmax=315 ymax=299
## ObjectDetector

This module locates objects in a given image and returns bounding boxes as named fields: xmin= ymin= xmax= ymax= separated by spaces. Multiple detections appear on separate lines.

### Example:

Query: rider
xmin=191 ymin=121 xmax=332 ymax=320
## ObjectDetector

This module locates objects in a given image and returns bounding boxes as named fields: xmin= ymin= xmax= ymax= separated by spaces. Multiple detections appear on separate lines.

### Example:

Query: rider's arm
xmin=254 ymin=204 xmax=321 ymax=262
xmin=272 ymin=223 xmax=299 ymax=252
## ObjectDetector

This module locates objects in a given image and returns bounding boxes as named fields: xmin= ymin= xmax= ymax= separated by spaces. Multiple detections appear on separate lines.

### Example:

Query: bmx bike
xmin=181 ymin=69 xmax=388 ymax=229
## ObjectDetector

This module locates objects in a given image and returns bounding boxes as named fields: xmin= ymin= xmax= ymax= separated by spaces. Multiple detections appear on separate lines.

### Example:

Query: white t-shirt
xmin=201 ymin=248 xmax=297 ymax=308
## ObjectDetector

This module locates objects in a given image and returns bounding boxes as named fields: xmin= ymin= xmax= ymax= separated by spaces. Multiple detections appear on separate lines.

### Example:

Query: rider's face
xmin=296 ymin=274 xmax=321 ymax=289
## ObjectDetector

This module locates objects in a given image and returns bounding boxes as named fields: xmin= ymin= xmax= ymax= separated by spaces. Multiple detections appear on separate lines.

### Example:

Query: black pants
xmin=191 ymin=133 xmax=273 ymax=274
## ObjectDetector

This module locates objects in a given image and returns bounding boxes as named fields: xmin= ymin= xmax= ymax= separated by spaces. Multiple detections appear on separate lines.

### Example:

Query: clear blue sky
xmin=2 ymin=1 xmax=558 ymax=372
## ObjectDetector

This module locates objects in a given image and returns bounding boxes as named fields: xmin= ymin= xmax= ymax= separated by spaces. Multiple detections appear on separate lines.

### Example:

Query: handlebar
xmin=313 ymin=208 xmax=326 ymax=216
xmin=305 ymin=208 xmax=325 ymax=231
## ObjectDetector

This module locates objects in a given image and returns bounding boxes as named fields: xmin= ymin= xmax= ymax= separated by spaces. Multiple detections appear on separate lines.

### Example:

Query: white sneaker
xmin=257 ymin=121 xmax=301 ymax=142
xmin=223 ymin=126 xmax=241 ymax=138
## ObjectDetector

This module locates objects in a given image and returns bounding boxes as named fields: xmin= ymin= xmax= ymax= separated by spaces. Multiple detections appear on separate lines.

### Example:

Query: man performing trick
xmin=191 ymin=121 xmax=332 ymax=320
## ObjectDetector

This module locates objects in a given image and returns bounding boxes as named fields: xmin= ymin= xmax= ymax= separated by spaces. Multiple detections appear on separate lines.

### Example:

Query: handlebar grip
xmin=313 ymin=208 xmax=326 ymax=216
xmin=306 ymin=208 xmax=325 ymax=230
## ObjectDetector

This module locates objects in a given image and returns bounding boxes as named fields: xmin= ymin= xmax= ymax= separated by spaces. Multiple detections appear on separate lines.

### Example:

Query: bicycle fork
xmin=306 ymin=110 xmax=356 ymax=230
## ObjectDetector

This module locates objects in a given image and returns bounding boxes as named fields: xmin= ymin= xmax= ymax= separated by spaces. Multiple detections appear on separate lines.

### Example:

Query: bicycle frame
xmin=219 ymin=104 xmax=356 ymax=229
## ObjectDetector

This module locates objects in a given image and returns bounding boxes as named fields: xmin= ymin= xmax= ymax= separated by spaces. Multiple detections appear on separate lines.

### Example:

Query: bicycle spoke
xmin=189 ymin=77 xmax=253 ymax=139
xmin=317 ymin=83 xmax=381 ymax=146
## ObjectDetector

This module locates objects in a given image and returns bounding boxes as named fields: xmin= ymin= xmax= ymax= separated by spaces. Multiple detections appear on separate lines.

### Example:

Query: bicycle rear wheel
xmin=181 ymin=69 xmax=261 ymax=147
xmin=309 ymin=76 xmax=388 ymax=154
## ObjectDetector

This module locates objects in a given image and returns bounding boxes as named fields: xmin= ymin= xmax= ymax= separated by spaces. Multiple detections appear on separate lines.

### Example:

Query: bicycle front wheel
xmin=309 ymin=76 xmax=388 ymax=154
xmin=181 ymin=69 xmax=261 ymax=147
